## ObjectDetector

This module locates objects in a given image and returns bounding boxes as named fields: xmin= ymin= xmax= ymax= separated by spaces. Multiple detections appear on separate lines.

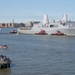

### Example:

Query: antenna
xmin=12 ymin=19 xmax=14 ymax=27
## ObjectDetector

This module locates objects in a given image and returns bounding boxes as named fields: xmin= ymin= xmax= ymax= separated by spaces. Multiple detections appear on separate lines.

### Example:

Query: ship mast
xmin=43 ymin=14 xmax=49 ymax=24
xmin=62 ymin=13 xmax=68 ymax=22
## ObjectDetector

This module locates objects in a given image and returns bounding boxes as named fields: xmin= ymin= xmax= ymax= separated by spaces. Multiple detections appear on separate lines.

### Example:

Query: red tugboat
xmin=51 ymin=30 xmax=65 ymax=35
xmin=35 ymin=30 xmax=47 ymax=35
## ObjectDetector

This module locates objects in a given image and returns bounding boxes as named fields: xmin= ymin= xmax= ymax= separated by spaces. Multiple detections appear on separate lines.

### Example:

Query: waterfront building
xmin=0 ymin=23 xmax=18 ymax=28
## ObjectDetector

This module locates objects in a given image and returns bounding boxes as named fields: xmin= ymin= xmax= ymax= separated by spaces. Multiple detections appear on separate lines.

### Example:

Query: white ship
xmin=17 ymin=14 xmax=75 ymax=35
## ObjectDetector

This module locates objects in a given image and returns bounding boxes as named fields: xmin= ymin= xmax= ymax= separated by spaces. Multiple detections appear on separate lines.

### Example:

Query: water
xmin=0 ymin=28 xmax=75 ymax=75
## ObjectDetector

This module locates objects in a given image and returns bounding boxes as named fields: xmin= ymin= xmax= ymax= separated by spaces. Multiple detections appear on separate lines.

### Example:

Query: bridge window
xmin=50 ymin=25 xmax=54 ymax=27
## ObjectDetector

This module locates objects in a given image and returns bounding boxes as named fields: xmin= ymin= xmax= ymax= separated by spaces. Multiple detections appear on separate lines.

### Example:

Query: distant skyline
xmin=0 ymin=0 xmax=75 ymax=23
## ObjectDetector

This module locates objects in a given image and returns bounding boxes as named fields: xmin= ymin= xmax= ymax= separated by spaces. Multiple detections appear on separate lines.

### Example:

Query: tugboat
xmin=0 ymin=55 xmax=11 ymax=69
xmin=51 ymin=30 xmax=66 ymax=35
xmin=35 ymin=30 xmax=47 ymax=35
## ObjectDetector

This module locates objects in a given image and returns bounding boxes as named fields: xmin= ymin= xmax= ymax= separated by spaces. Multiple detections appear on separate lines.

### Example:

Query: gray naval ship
xmin=17 ymin=14 xmax=75 ymax=35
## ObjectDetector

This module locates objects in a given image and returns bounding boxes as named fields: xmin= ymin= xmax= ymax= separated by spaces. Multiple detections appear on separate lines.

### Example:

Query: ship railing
xmin=68 ymin=24 xmax=75 ymax=28
xmin=18 ymin=27 xmax=32 ymax=30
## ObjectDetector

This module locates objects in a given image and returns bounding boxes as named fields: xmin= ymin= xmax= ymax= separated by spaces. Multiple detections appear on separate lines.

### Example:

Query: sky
xmin=0 ymin=0 xmax=75 ymax=23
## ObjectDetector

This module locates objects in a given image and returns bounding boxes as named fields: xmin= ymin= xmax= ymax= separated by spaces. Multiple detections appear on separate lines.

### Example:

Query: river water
xmin=0 ymin=28 xmax=75 ymax=75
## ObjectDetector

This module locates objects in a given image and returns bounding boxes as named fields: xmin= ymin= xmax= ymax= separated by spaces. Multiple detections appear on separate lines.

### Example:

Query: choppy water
xmin=0 ymin=28 xmax=75 ymax=75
